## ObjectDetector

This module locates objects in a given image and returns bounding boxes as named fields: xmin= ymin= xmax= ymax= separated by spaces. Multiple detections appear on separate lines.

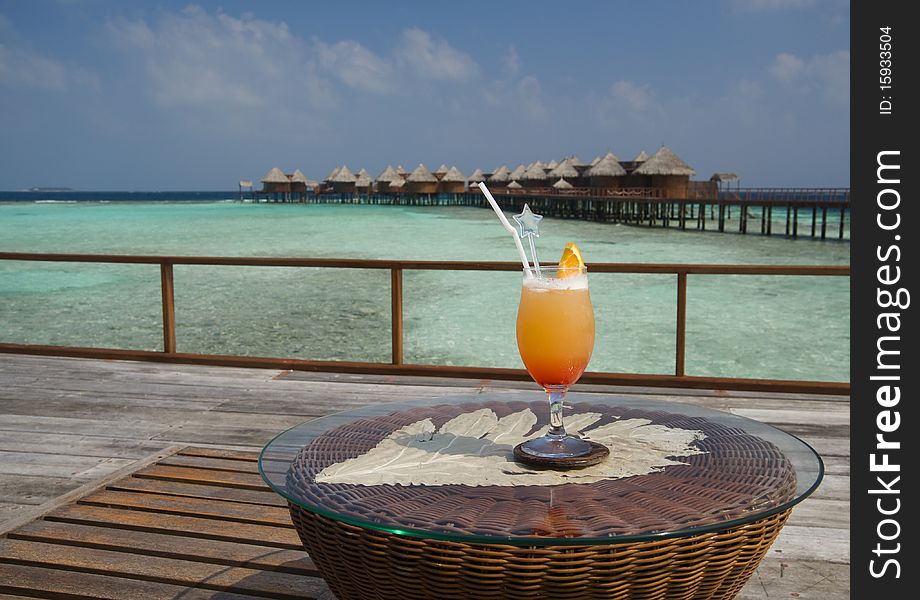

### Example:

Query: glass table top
xmin=260 ymin=392 xmax=823 ymax=546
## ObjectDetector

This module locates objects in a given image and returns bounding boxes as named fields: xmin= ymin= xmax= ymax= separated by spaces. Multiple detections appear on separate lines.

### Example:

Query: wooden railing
xmin=720 ymin=188 xmax=850 ymax=203
xmin=489 ymin=186 xmax=665 ymax=198
xmin=0 ymin=252 xmax=850 ymax=395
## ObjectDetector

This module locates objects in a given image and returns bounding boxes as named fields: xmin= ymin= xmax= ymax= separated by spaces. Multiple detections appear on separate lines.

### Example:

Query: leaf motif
xmin=485 ymin=409 xmax=537 ymax=444
xmin=315 ymin=409 xmax=706 ymax=487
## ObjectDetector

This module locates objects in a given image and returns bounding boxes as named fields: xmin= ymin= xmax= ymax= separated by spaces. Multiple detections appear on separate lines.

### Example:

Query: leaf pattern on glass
xmin=316 ymin=408 xmax=706 ymax=487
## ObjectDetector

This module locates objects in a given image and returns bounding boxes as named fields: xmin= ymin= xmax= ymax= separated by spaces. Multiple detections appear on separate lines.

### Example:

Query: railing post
xmin=675 ymin=272 xmax=687 ymax=376
xmin=391 ymin=268 xmax=404 ymax=365
xmin=160 ymin=263 xmax=177 ymax=354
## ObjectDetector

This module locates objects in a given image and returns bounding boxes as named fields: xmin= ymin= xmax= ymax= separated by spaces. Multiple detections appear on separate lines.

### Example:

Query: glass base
xmin=517 ymin=434 xmax=593 ymax=459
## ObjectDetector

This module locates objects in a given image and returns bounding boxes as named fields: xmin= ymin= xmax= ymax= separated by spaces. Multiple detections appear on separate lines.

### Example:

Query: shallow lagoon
xmin=0 ymin=201 xmax=849 ymax=381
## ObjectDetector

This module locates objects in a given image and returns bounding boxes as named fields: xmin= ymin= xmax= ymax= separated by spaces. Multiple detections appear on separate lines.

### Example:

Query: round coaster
xmin=513 ymin=440 xmax=610 ymax=469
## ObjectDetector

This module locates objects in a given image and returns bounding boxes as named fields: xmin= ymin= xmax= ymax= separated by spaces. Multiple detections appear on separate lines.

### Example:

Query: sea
xmin=0 ymin=192 xmax=850 ymax=382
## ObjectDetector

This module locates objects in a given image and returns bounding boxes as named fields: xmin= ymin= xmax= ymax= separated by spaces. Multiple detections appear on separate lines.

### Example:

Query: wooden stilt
xmin=821 ymin=207 xmax=828 ymax=239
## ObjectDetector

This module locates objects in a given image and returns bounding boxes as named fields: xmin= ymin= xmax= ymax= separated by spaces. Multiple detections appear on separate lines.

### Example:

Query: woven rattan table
xmin=260 ymin=393 xmax=823 ymax=600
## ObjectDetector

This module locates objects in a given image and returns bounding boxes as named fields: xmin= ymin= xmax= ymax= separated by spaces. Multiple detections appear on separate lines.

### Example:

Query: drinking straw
xmin=477 ymin=182 xmax=533 ymax=276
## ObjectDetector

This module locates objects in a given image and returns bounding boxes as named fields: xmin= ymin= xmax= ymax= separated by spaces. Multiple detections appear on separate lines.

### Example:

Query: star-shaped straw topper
xmin=513 ymin=204 xmax=544 ymax=273
xmin=513 ymin=204 xmax=543 ymax=239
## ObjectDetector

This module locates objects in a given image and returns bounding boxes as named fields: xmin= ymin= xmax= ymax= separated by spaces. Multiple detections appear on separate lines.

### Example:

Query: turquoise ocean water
xmin=0 ymin=199 xmax=849 ymax=381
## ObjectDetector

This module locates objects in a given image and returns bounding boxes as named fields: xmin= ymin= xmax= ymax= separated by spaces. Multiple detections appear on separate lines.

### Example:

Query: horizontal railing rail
xmin=0 ymin=252 xmax=850 ymax=395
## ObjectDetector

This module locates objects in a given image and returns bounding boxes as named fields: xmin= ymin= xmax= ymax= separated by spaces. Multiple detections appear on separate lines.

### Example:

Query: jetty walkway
xmin=249 ymin=187 xmax=850 ymax=241
xmin=0 ymin=353 xmax=848 ymax=598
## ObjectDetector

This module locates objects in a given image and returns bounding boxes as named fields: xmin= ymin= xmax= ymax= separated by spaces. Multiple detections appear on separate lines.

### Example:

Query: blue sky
xmin=0 ymin=0 xmax=849 ymax=190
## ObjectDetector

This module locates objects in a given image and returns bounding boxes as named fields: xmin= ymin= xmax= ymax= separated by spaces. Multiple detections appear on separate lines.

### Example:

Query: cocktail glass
xmin=515 ymin=264 xmax=596 ymax=459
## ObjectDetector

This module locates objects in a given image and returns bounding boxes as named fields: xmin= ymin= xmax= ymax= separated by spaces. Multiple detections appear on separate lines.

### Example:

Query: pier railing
xmin=0 ymin=252 xmax=849 ymax=395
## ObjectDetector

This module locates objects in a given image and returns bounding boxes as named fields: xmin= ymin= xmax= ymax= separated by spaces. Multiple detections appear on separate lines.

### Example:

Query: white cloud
xmin=517 ymin=76 xmax=548 ymax=121
xmin=0 ymin=42 xmax=69 ymax=90
xmin=769 ymin=53 xmax=805 ymax=81
xmin=106 ymin=7 xmax=480 ymax=110
xmin=314 ymin=39 xmax=393 ymax=93
xmin=808 ymin=49 xmax=849 ymax=100
xmin=395 ymin=28 xmax=479 ymax=82
xmin=610 ymin=80 xmax=658 ymax=113
xmin=591 ymin=79 xmax=663 ymax=128
xmin=769 ymin=50 xmax=848 ymax=102
xmin=107 ymin=6 xmax=331 ymax=109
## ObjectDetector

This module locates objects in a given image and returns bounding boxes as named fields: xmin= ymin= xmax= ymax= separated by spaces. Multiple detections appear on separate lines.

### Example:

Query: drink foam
xmin=523 ymin=273 xmax=589 ymax=291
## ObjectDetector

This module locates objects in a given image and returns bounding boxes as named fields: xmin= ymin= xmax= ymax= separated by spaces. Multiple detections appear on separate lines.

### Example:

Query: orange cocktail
xmin=516 ymin=272 xmax=595 ymax=387
xmin=514 ymin=245 xmax=598 ymax=460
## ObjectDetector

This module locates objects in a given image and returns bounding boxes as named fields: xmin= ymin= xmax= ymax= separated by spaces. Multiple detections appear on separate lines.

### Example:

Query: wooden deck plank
xmin=178 ymin=447 xmax=262 ymax=461
xmin=158 ymin=454 xmax=261 ymax=473
xmin=78 ymin=490 xmax=294 ymax=527
xmin=45 ymin=504 xmax=303 ymax=549
xmin=0 ymin=431 xmax=170 ymax=459
xmin=133 ymin=464 xmax=268 ymax=490
xmin=737 ymin=559 xmax=849 ymax=599
xmin=8 ymin=520 xmax=316 ymax=575
xmin=768 ymin=525 xmax=849 ymax=563
xmin=0 ymin=474 xmax=86 ymax=507
xmin=0 ymin=538 xmax=327 ymax=600
xmin=106 ymin=476 xmax=287 ymax=507
xmin=0 ymin=451 xmax=136 ymax=479
xmin=0 ymin=563 xmax=275 ymax=599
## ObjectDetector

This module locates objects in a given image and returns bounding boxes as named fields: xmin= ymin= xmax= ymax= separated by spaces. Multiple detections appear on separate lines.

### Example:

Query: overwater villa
xmin=249 ymin=146 xmax=848 ymax=240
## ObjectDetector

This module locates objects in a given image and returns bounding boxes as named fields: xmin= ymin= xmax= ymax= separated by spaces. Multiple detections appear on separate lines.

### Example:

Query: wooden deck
xmin=0 ymin=354 xmax=849 ymax=598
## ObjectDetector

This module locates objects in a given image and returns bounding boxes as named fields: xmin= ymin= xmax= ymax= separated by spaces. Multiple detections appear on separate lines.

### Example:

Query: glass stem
xmin=545 ymin=386 xmax=568 ymax=438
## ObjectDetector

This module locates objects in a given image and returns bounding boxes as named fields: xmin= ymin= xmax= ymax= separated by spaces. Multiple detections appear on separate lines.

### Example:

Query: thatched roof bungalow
xmin=355 ymin=168 xmax=373 ymax=190
xmin=710 ymin=172 xmax=740 ymax=183
xmin=710 ymin=172 xmax=740 ymax=195
xmin=548 ymin=160 xmax=579 ymax=179
xmin=388 ymin=177 xmax=406 ymax=193
xmin=520 ymin=162 xmax=548 ymax=188
xmin=488 ymin=165 xmax=511 ymax=187
xmin=406 ymin=164 xmax=439 ymax=194
xmin=438 ymin=166 xmax=465 ymax=193
xmin=619 ymin=150 xmax=650 ymax=180
xmin=506 ymin=180 xmax=523 ymax=190
xmin=509 ymin=164 xmax=527 ymax=181
xmin=433 ymin=164 xmax=450 ymax=180
xmin=585 ymin=152 xmax=627 ymax=188
xmin=468 ymin=168 xmax=486 ymax=184
xmin=289 ymin=169 xmax=311 ymax=193
xmin=329 ymin=165 xmax=357 ymax=193
xmin=552 ymin=178 xmax=574 ymax=190
xmin=261 ymin=167 xmax=290 ymax=193
xmin=634 ymin=146 xmax=696 ymax=198
xmin=375 ymin=165 xmax=398 ymax=192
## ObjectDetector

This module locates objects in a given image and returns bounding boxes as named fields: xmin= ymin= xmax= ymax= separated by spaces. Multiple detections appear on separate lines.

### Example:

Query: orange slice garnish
xmin=558 ymin=242 xmax=585 ymax=277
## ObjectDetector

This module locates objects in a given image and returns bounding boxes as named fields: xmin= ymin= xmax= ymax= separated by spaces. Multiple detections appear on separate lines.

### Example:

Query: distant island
xmin=23 ymin=187 xmax=73 ymax=192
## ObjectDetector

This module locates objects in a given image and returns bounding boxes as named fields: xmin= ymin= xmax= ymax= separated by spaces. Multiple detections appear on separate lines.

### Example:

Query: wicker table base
xmin=290 ymin=504 xmax=790 ymax=600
